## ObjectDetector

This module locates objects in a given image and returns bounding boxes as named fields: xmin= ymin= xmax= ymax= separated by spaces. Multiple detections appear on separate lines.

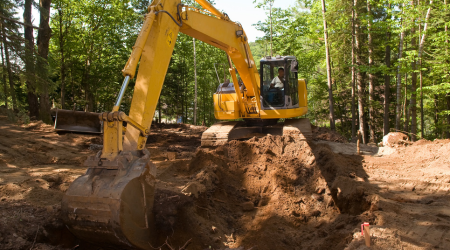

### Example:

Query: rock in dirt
xmin=310 ymin=210 xmax=321 ymax=217
xmin=382 ymin=132 xmax=410 ymax=147
xmin=311 ymin=193 xmax=323 ymax=201
xmin=167 ymin=151 xmax=177 ymax=160
xmin=258 ymin=195 xmax=271 ymax=206
xmin=242 ymin=201 xmax=255 ymax=211
xmin=375 ymin=146 xmax=397 ymax=156
xmin=88 ymin=144 xmax=103 ymax=151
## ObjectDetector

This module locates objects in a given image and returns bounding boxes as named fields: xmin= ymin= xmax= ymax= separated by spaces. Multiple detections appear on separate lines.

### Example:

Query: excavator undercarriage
xmin=201 ymin=118 xmax=312 ymax=147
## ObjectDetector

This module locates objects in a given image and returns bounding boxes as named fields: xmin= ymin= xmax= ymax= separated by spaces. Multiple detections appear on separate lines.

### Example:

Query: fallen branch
xmin=165 ymin=237 xmax=175 ymax=250
xmin=29 ymin=225 xmax=39 ymax=250
xmin=179 ymin=238 xmax=192 ymax=250
xmin=148 ymin=236 xmax=192 ymax=250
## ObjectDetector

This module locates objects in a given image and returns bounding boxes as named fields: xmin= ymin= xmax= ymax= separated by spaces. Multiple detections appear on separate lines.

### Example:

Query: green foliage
xmin=49 ymin=0 xmax=147 ymax=112
xmin=0 ymin=0 xmax=449 ymax=139
xmin=251 ymin=0 xmax=450 ymax=140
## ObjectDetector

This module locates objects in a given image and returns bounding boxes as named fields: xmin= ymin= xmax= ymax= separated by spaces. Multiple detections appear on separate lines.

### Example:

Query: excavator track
xmin=201 ymin=121 xmax=241 ymax=147
xmin=283 ymin=118 xmax=313 ymax=141
xmin=201 ymin=118 xmax=312 ymax=147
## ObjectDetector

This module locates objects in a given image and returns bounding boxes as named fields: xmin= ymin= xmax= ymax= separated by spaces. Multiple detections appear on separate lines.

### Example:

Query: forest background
xmin=0 ymin=0 xmax=448 ymax=143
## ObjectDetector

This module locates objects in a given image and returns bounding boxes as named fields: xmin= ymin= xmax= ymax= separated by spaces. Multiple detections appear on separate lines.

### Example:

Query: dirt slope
xmin=346 ymin=140 xmax=450 ymax=249
xmin=1 ymin=114 xmax=450 ymax=250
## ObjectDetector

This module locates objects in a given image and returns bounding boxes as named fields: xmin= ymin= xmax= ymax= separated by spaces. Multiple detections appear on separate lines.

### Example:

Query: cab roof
xmin=259 ymin=55 xmax=296 ymax=63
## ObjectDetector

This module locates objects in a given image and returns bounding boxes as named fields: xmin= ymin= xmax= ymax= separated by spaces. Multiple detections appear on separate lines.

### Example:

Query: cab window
xmin=261 ymin=61 xmax=285 ymax=107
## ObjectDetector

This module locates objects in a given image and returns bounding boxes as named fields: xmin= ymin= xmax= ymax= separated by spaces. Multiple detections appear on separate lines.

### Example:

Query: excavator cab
xmin=260 ymin=56 xmax=299 ymax=109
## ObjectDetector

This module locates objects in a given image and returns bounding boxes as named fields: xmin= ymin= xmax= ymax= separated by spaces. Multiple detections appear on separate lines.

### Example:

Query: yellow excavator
xmin=61 ymin=0 xmax=311 ymax=249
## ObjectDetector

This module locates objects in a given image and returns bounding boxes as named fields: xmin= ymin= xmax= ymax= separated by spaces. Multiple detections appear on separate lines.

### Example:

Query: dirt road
xmin=0 ymin=114 xmax=449 ymax=250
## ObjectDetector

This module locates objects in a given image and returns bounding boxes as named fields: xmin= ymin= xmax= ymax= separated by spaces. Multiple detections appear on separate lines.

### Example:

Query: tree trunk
xmin=82 ymin=48 xmax=95 ymax=112
xmin=383 ymin=27 xmax=391 ymax=136
xmin=1 ymin=22 xmax=17 ymax=111
xmin=58 ymin=9 xmax=66 ymax=109
xmin=354 ymin=0 xmax=366 ymax=144
xmin=37 ymin=0 xmax=52 ymax=124
xmin=158 ymin=97 xmax=161 ymax=123
xmin=0 ymin=32 xmax=8 ymax=108
xmin=403 ymin=74 xmax=409 ymax=132
xmin=184 ymin=57 xmax=188 ymax=123
xmin=434 ymin=94 xmax=439 ymax=138
xmin=447 ymin=95 xmax=450 ymax=139
xmin=367 ymin=0 xmax=375 ymax=142
xmin=321 ymin=0 xmax=335 ymax=130
xmin=203 ymin=85 xmax=206 ymax=125
xmin=418 ymin=0 xmax=423 ymax=138
xmin=418 ymin=0 xmax=433 ymax=138
xmin=351 ymin=1 xmax=356 ymax=139
xmin=396 ymin=6 xmax=405 ymax=131
xmin=270 ymin=2 xmax=273 ymax=56
xmin=24 ymin=0 xmax=39 ymax=118
xmin=410 ymin=0 xmax=417 ymax=141
xmin=446 ymin=0 xmax=450 ymax=139
xmin=383 ymin=3 xmax=392 ymax=136
xmin=181 ymin=56 xmax=184 ymax=123
xmin=193 ymin=38 xmax=197 ymax=125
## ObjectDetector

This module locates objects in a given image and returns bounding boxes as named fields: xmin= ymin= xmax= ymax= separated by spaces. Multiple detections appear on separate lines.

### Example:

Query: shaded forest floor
xmin=0 ymin=111 xmax=450 ymax=250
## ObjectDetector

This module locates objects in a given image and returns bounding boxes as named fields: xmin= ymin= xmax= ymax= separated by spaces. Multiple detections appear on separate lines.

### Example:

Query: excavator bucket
xmin=51 ymin=108 xmax=102 ymax=134
xmin=61 ymin=150 xmax=156 ymax=249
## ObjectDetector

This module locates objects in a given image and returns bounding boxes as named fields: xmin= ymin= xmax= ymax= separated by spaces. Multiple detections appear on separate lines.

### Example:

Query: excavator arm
xmin=102 ymin=0 xmax=260 ymax=160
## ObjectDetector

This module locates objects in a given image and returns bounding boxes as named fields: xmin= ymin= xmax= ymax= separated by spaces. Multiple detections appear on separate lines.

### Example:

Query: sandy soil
xmin=0 ymin=113 xmax=449 ymax=250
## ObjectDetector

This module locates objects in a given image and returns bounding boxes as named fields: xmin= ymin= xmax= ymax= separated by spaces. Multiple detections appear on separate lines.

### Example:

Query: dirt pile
xmin=350 ymin=139 xmax=450 ymax=249
xmin=312 ymin=125 xmax=347 ymax=142
xmin=390 ymin=139 xmax=450 ymax=169
xmin=0 ymin=202 xmax=73 ymax=250
xmin=0 ymin=116 xmax=97 ymax=250
xmin=152 ymin=135 xmax=375 ymax=249
xmin=22 ymin=120 xmax=55 ymax=133
xmin=382 ymin=132 xmax=410 ymax=147
xmin=2 ymin=115 xmax=449 ymax=250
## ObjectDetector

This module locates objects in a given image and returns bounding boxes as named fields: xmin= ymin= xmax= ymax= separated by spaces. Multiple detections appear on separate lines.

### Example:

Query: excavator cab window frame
xmin=286 ymin=59 xmax=299 ymax=106
xmin=260 ymin=58 xmax=292 ymax=108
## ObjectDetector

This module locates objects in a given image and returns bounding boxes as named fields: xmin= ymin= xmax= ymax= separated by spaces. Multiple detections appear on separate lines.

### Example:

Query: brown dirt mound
xmin=382 ymin=132 xmax=410 ymax=147
xmin=22 ymin=120 xmax=55 ymax=133
xmin=413 ymin=138 xmax=432 ymax=146
xmin=0 ymin=202 xmax=74 ymax=250
xmin=2 ymin=113 xmax=449 ymax=249
xmin=312 ymin=125 xmax=347 ymax=143
xmin=153 ymin=135 xmax=374 ymax=250
xmin=0 ymin=116 xmax=99 ymax=249
xmin=390 ymin=139 xmax=450 ymax=169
